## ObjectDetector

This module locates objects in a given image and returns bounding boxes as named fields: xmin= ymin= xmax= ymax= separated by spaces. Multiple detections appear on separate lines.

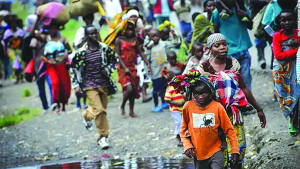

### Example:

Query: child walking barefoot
xmin=169 ymin=71 xmax=240 ymax=169
xmin=115 ymin=21 xmax=151 ymax=117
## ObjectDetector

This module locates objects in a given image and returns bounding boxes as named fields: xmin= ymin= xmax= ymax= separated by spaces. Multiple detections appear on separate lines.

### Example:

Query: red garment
xmin=153 ymin=0 xmax=174 ymax=15
xmin=273 ymin=29 xmax=300 ymax=60
xmin=24 ymin=59 xmax=34 ymax=82
xmin=174 ymin=62 xmax=185 ymax=72
xmin=47 ymin=64 xmax=71 ymax=104
xmin=117 ymin=40 xmax=140 ymax=98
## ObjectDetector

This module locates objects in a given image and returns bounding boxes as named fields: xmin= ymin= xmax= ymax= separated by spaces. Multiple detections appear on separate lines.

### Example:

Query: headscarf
xmin=104 ymin=20 xmax=135 ymax=49
xmin=206 ymin=33 xmax=226 ymax=48
xmin=25 ymin=14 xmax=37 ymax=29
xmin=168 ymin=69 xmax=218 ymax=101
xmin=126 ymin=9 xmax=139 ymax=18
xmin=158 ymin=20 xmax=175 ymax=31
xmin=191 ymin=14 xmax=214 ymax=47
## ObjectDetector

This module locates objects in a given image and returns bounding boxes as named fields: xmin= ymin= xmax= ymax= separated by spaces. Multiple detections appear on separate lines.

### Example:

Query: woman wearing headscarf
xmin=197 ymin=33 xmax=267 ymax=169
xmin=30 ymin=17 xmax=72 ymax=114
xmin=104 ymin=8 xmax=143 ymax=49
xmin=105 ymin=8 xmax=153 ymax=102
xmin=115 ymin=20 xmax=151 ymax=117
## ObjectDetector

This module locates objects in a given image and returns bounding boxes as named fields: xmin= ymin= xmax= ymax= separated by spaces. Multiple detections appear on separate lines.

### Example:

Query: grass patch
xmin=60 ymin=19 xmax=82 ymax=46
xmin=60 ymin=20 xmax=109 ymax=48
xmin=0 ymin=107 xmax=41 ymax=128
xmin=22 ymin=88 xmax=32 ymax=97
xmin=11 ymin=0 xmax=29 ymax=23
xmin=12 ymin=3 xmax=119 ymax=91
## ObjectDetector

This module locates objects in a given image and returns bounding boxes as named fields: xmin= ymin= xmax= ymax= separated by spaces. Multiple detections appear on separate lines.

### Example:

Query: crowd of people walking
xmin=0 ymin=0 xmax=299 ymax=168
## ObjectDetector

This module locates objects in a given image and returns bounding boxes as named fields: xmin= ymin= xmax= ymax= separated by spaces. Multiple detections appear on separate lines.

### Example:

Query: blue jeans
xmin=228 ymin=50 xmax=252 ymax=91
xmin=179 ymin=21 xmax=192 ymax=37
xmin=171 ymin=112 xmax=182 ymax=135
xmin=36 ymin=75 xmax=53 ymax=110
xmin=2 ymin=57 xmax=11 ymax=79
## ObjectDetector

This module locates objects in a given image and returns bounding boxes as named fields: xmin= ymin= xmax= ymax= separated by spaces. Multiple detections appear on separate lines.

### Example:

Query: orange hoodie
xmin=180 ymin=100 xmax=239 ymax=160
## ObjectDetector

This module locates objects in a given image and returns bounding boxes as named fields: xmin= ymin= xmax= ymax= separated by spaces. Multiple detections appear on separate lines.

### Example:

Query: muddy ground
xmin=0 ymin=70 xmax=300 ymax=169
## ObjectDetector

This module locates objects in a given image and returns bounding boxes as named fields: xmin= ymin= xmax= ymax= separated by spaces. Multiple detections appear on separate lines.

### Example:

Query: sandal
xmin=289 ymin=119 xmax=298 ymax=136
xmin=220 ymin=13 xmax=230 ymax=20
xmin=241 ymin=16 xmax=249 ymax=22
xmin=53 ymin=108 xmax=61 ymax=115
xmin=289 ymin=127 xmax=298 ymax=137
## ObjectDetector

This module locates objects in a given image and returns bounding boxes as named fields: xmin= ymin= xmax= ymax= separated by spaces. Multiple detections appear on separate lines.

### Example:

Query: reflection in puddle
xmin=28 ymin=156 xmax=193 ymax=169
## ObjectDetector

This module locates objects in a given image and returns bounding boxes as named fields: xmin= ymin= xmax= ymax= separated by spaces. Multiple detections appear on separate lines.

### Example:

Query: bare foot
xmin=142 ymin=96 xmax=152 ymax=103
xmin=119 ymin=106 xmax=125 ymax=116
xmin=53 ymin=108 xmax=61 ymax=114
xmin=129 ymin=112 xmax=138 ymax=118
xmin=176 ymin=135 xmax=183 ymax=146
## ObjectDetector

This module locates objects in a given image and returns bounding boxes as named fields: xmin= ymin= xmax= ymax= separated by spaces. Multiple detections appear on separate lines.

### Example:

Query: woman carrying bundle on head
xmin=30 ymin=15 xmax=72 ymax=114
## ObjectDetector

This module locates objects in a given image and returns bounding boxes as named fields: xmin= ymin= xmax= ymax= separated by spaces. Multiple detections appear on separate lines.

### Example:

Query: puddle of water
xmin=14 ymin=156 xmax=194 ymax=169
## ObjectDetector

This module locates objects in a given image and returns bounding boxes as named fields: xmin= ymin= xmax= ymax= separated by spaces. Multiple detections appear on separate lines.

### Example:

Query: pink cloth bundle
xmin=36 ymin=2 xmax=70 ymax=26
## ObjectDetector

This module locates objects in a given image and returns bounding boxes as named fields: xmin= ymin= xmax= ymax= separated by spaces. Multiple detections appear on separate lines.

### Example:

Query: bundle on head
xmin=36 ymin=2 xmax=69 ymax=27
xmin=68 ymin=0 xmax=99 ymax=17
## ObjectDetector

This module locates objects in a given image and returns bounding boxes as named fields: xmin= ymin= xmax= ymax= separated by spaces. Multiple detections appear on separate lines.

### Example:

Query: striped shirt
xmin=164 ymin=86 xmax=184 ymax=113
xmin=84 ymin=48 xmax=110 ymax=88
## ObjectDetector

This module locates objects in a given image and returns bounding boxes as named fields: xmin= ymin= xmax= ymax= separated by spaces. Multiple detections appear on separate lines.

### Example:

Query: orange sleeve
xmin=180 ymin=102 xmax=194 ymax=151
xmin=218 ymin=105 xmax=239 ymax=154
xmin=272 ymin=32 xmax=298 ymax=60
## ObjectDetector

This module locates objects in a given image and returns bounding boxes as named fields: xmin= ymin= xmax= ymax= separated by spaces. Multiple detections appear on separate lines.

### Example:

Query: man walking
xmin=70 ymin=25 xmax=118 ymax=149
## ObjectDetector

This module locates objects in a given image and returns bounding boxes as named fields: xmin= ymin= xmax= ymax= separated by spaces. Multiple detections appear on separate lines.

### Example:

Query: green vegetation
xmin=60 ymin=19 xmax=83 ymax=45
xmin=11 ymin=1 xmax=30 ymax=23
xmin=11 ymin=2 xmax=137 ymax=92
xmin=22 ymin=88 xmax=32 ymax=97
xmin=0 ymin=107 xmax=41 ymax=128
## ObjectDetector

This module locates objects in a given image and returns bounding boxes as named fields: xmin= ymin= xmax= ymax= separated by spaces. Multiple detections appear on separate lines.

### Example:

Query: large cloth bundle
xmin=36 ymin=2 xmax=69 ymax=26
xmin=68 ymin=0 xmax=99 ymax=17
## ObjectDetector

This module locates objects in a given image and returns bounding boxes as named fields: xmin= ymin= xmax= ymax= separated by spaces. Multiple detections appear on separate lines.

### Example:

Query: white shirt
xmin=73 ymin=27 xmax=85 ymax=49
xmin=173 ymin=0 xmax=191 ymax=23
xmin=103 ymin=0 xmax=122 ymax=18
xmin=73 ymin=26 xmax=100 ymax=49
